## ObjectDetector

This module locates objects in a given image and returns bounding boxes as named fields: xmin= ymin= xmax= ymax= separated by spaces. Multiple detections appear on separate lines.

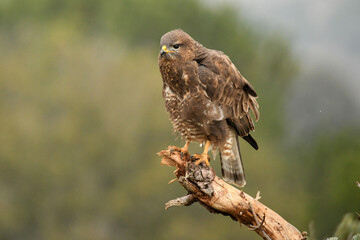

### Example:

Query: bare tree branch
xmin=165 ymin=194 xmax=196 ymax=209
xmin=158 ymin=146 xmax=307 ymax=240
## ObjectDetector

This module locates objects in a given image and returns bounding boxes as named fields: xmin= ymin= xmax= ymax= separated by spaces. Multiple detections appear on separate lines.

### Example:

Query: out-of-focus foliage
xmin=294 ymin=131 xmax=360 ymax=238
xmin=333 ymin=213 xmax=360 ymax=240
xmin=311 ymin=213 xmax=360 ymax=240
xmin=0 ymin=0 xmax=358 ymax=239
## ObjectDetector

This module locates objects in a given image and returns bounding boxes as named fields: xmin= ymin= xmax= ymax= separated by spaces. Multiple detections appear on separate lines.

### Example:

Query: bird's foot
xmin=169 ymin=146 xmax=181 ymax=155
xmin=169 ymin=146 xmax=189 ymax=160
xmin=192 ymin=153 xmax=210 ymax=166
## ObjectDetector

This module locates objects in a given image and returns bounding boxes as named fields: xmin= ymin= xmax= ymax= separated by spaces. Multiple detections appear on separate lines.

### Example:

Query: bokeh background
xmin=0 ymin=0 xmax=359 ymax=239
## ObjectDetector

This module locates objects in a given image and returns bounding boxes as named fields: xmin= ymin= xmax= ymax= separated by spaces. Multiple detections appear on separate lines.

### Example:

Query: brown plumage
xmin=158 ymin=29 xmax=259 ymax=187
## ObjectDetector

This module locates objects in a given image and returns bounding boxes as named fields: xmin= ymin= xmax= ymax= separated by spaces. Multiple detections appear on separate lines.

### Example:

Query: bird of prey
xmin=158 ymin=29 xmax=259 ymax=187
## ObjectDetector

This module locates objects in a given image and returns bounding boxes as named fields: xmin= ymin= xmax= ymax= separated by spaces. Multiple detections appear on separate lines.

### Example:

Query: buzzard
xmin=158 ymin=29 xmax=259 ymax=187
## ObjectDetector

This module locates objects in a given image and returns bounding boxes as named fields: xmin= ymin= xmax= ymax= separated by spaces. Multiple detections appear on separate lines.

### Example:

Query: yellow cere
xmin=162 ymin=45 xmax=167 ymax=51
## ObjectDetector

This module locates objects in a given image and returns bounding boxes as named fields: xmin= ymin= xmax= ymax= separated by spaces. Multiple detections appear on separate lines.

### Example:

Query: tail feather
xmin=242 ymin=134 xmax=258 ymax=150
xmin=226 ymin=118 xmax=258 ymax=150
xmin=220 ymin=128 xmax=246 ymax=187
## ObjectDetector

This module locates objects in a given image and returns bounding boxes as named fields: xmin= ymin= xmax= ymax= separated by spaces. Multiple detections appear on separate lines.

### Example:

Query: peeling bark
xmin=158 ymin=146 xmax=307 ymax=240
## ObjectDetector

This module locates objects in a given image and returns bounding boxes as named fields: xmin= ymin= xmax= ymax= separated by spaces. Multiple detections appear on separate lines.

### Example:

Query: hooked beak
xmin=160 ymin=45 xmax=174 ymax=56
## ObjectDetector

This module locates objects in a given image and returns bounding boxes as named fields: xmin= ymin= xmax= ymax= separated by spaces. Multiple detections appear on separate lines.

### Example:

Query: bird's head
xmin=159 ymin=29 xmax=197 ymax=62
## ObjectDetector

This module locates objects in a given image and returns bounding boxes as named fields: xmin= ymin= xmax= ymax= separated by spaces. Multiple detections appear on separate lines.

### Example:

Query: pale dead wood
xmin=158 ymin=146 xmax=307 ymax=240
xmin=165 ymin=194 xmax=196 ymax=210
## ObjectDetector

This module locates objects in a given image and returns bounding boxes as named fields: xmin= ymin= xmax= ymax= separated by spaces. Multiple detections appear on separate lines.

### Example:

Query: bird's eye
xmin=173 ymin=44 xmax=180 ymax=49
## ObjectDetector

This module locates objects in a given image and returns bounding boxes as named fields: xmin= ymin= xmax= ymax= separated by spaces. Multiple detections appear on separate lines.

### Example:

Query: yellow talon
xmin=169 ymin=140 xmax=190 ymax=159
xmin=194 ymin=140 xmax=211 ymax=166
xmin=194 ymin=153 xmax=210 ymax=166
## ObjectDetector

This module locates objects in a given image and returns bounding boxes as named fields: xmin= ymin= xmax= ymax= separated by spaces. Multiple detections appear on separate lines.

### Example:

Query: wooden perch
xmin=158 ymin=146 xmax=307 ymax=240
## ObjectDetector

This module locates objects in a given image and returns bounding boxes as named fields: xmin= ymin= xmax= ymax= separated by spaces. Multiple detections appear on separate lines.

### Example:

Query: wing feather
xmin=196 ymin=49 xmax=259 ymax=149
xmin=197 ymin=49 xmax=259 ymax=125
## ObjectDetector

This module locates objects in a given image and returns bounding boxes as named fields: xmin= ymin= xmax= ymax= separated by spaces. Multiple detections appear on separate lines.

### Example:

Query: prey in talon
xmin=158 ymin=29 xmax=260 ymax=187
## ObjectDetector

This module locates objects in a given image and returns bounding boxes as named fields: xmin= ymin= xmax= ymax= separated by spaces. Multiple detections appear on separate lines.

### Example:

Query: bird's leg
xmin=180 ymin=140 xmax=190 ymax=159
xmin=194 ymin=140 xmax=211 ymax=166
xmin=182 ymin=140 xmax=190 ymax=153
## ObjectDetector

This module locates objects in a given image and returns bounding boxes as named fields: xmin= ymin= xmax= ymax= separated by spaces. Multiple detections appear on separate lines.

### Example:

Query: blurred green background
xmin=0 ymin=0 xmax=359 ymax=239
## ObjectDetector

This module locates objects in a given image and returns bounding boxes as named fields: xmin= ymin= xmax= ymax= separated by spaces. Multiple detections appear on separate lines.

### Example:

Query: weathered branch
xmin=158 ymin=146 xmax=307 ymax=240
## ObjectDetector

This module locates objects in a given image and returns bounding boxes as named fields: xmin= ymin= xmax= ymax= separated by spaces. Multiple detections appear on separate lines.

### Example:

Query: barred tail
xmin=219 ymin=128 xmax=246 ymax=187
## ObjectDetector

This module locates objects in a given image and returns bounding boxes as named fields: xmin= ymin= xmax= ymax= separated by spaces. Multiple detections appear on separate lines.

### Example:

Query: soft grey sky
xmin=206 ymin=0 xmax=360 ymax=141
xmin=237 ymin=0 xmax=360 ymax=84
